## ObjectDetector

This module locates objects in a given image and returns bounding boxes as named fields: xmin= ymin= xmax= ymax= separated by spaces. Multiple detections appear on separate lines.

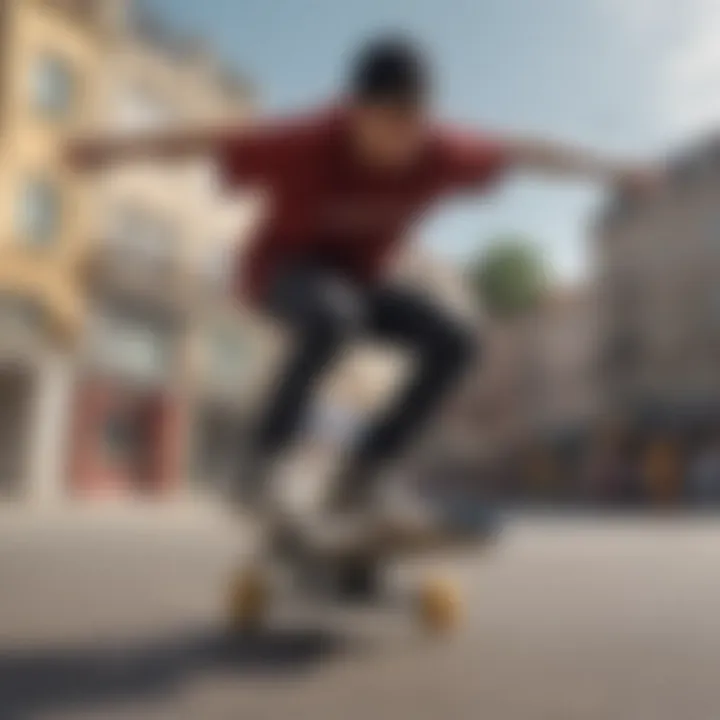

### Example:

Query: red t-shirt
xmin=216 ymin=107 xmax=509 ymax=305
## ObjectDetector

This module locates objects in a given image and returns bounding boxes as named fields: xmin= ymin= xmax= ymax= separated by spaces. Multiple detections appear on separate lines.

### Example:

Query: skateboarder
xmin=69 ymin=35 xmax=662 ymax=521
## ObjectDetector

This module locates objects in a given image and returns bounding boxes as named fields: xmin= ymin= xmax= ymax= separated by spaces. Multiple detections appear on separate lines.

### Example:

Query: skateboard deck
xmin=288 ymin=511 xmax=488 ymax=561
xmin=226 ymin=506 xmax=497 ymax=636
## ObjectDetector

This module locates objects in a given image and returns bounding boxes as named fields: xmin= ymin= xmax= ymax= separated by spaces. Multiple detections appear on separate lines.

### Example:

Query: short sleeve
xmin=215 ymin=120 xmax=304 ymax=188
xmin=437 ymin=128 xmax=510 ymax=193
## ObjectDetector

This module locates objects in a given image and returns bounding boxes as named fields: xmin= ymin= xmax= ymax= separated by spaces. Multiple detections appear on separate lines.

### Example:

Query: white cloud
xmin=662 ymin=0 xmax=720 ymax=138
xmin=600 ymin=0 xmax=666 ymax=36
xmin=600 ymin=0 xmax=720 ymax=141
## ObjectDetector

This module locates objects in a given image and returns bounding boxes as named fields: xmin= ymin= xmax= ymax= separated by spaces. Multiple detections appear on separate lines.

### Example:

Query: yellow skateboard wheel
xmin=416 ymin=577 xmax=462 ymax=635
xmin=228 ymin=566 xmax=271 ymax=633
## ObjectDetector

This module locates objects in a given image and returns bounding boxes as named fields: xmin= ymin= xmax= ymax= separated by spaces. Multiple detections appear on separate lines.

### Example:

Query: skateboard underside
xmin=226 ymin=516 xmax=496 ymax=636
xmin=224 ymin=464 xmax=499 ymax=634
xmin=294 ymin=516 xmax=488 ymax=561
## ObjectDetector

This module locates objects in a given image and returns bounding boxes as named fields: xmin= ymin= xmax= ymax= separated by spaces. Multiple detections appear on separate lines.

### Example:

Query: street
xmin=2 ymin=511 xmax=720 ymax=719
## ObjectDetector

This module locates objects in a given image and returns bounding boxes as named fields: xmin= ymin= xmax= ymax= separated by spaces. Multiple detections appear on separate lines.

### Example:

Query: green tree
xmin=469 ymin=235 xmax=548 ymax=319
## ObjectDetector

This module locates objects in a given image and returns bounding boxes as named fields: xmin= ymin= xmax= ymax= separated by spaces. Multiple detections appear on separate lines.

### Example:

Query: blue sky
xmin=141 ymin=0 xmax=718 ymax=281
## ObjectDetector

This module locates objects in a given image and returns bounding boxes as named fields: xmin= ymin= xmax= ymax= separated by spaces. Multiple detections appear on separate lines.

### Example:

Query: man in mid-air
xmin=70 ymin=36 xmax=660 ymax=522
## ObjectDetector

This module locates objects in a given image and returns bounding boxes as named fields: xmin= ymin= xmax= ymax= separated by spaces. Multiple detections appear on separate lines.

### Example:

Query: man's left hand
xmin=615 ymin=165 xmax=666 ymax=197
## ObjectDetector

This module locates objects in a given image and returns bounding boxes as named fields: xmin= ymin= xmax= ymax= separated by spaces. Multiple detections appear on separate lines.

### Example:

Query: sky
xmin=141 ymin=0 xmax=720 ymax=282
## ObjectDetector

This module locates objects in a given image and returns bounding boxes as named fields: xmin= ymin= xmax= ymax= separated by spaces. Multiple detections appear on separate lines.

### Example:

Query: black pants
xmin=251 ymin=265 xmax=479 ymax=481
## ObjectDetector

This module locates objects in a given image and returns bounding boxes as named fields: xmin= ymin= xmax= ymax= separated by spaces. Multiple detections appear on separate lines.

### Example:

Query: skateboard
xmin=226 ymin=504 xmax=499 ymax=637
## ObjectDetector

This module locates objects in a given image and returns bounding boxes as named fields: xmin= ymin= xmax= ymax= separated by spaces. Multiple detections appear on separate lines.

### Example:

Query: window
xmin=32 ymin=54 xmax=74 ymax=119
xmin=90 ymin=311 xmax=174 ymax=381
xmin=18 ymin=180 xmax=61 ymax=245
xmin=110 ymin=206 xmax=179 ymax=269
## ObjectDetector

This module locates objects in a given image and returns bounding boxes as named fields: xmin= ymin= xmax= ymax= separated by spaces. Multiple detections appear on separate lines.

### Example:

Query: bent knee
xmin=430 ymin=319 xmax=481 ymax=369
xmin=305 ymin=288 xmax=364 ymax=345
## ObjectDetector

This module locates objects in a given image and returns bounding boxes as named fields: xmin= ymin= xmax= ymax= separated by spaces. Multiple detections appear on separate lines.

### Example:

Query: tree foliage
xmin=469 ymin=236 xmax=548 ymax=319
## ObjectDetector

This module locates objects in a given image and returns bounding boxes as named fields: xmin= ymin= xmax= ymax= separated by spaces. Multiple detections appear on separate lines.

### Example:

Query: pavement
xmin=1 ymin=508 xmax=720 ymax=719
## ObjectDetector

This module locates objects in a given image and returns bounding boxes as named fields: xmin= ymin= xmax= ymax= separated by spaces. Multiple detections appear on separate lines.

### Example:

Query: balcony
xmin=87 ymin=236 xmax=187 ymax=310
xmin=82 ymin=306 xmax=181 ymax=390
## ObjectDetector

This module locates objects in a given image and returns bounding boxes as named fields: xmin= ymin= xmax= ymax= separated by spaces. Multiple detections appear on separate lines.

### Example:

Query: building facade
xmin=0 ymin=0 xmax=117 ymax=502
xmin=0 ymin=0 xmax=262 ymax=503
xmin=71 ymin=5 xmax=261 ymax=498
xmin=525 ymin=286 xmax=600 ymax=438
xmin=596 ymin=138 xmax=720 ymax=427
xmin=458 ymin=282 xmax=600 ymax=474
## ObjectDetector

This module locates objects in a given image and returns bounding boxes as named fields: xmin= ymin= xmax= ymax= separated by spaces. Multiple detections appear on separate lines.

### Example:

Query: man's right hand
xmin=65 ymin=138 xmax=114 ymax=172
xmin=64 ymin=129 xmax=223 ymax=170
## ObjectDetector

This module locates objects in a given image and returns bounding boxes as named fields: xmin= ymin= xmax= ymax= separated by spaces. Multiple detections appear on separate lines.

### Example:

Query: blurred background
xmin=3 ymin=2 xmax=720 ymax=718
xmin=2 ymin=0 xmax=720 ymax=510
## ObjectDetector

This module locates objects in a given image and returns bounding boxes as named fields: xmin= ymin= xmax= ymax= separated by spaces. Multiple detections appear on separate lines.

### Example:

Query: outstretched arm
xmin=441 ymin=128 xmax=664 ymax=196
xmin=66 ymin=128 xmax=230 ymax=169
xmin=505 ymin=136 xmax=663 ymax=192
xmin=66 ymin=121 xmax=294 ymax=185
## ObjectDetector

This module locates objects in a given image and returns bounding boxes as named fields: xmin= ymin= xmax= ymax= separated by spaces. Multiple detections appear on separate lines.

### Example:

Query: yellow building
xmin=0 ymin=0 xmax=116 ymax=334
xmin=71 ymin=6 xmax=261 ymax=498
xmin=0 ymin=0 xmax=117 ymax=501
xmin=0 ymin=1 xmax=264 ymax=503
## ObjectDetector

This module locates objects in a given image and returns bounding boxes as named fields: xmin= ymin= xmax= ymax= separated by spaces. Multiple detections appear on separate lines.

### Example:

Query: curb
xmin=0 ymin=497 xmax=235 ymax=531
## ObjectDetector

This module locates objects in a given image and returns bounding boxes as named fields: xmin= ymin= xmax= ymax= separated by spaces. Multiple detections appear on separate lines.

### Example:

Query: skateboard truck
xmin=226 ymin=512 xmax=487 ymax=636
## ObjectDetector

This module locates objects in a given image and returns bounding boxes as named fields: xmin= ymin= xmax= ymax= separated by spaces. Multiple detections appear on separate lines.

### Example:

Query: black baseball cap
xmin=349 ymin=35 xmax=432 ymax=107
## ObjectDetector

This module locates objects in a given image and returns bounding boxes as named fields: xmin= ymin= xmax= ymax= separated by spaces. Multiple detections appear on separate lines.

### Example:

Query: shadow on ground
xmin=0 ymin=625 xmax=352 ymax=718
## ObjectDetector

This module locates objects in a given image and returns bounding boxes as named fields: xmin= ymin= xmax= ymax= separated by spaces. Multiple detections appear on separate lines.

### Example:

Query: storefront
xmin=70 ymin=307 xmax=186 ymax=498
